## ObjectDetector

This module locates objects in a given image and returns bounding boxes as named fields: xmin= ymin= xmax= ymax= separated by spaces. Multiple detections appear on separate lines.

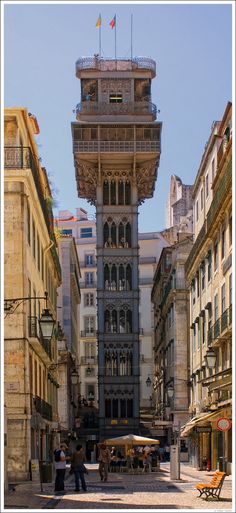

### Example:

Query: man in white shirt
xmin=54 ymin=443 xmax=68 ymax=493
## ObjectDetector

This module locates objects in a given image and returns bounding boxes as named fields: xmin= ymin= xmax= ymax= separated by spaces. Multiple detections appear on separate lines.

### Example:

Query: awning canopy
xmin=104 ymin=434 xmax=160 ymax=446
xmin=180 ymin=408 xmax=231 ymax=438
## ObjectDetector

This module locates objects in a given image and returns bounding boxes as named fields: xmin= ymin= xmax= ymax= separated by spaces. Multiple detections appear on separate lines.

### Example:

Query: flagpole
xmin=99 ymin=14 xmax=101 ymax=57
xmin=115 ymin=16 xmax=117 ymax=61
xmin=131 ymin=14 xmax=133 ymax=61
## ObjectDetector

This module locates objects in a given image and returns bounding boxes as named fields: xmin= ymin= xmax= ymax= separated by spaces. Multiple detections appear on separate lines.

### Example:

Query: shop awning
xmin=180 ymin=408 xmax=229 ymax=438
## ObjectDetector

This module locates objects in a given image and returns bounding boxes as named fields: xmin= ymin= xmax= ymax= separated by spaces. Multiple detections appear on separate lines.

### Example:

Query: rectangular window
xmin=206 ymin=174 xmax=209 ymax=198
xmin=229 ymin=215 xmax=232 ymax=246
xmin=214 ymin=294 xmax=218 ymax=322
xmin=221 ymin=227 xmax=225 ymax=260
xmin=208 ymin=306 xmax=212 ymax=342
xmin=85 ymin=254 xmax=94 ymax=266
xmin=212 ymin=158 xmax=215 ymax=182
xmin=221 ymin=283 xmax=226 ymax=313
xmin=39 ymin=365 xmax=42 ymax=398
xmin=85 ymin=272 xmax=94 ymax=286
xmin=85 ymin=342 xmax=96 ymax=358
xmin=109 ymin=93 xmax=123 ymax=103
xmin=84 ymin=316 xmax=95 ymax=334
xmin=196 ymin=200 xmax=199 ymax=222
xmin=37 ymin=234 xmax=40 ymax=272
xmin=202 ymin=314 xmax=206 ymax=345
xmin=192 ymin=280 xmax=196 ymax=305
xmin=27 ymin=204 xmax=31 ymax=245
xmin=34 ymin=360 xmax=38 ymax=396
xmin=84 ymin=293 xmax=94 ymax=307
xmin=61 ymin=229 xmax=72 ymax=235
xmin=229 ymin=274 xmax=232 ymax=305
xmin=197 ymin=323 xmax=200 ymax=348
xmin=87 ymin=385 xmax=95 ymax=401
xmin=200 ymin=188 xmax=204 ymax=211
xmin=196 ymin=273 xmax=200 ymax=297
xmin=32 ymin=220 xmax=36 ymax=259
xmin=214 ymin=239 xmax=219 ymax=271
xmin=201 ymin=262 xmax=205 ymax=290
xmin=81 ymin=227 xmax=92 ymax=238
xmin=207 ymin=251 xmax=212 ymax=282
xmin=41 ymin=247 xmax=44 ymax=281
xmin=193 ymin=325 xmax=196 ymax=352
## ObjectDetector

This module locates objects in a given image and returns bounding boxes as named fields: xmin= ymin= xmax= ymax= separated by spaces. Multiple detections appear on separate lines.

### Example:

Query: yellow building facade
xmin=4 ymin=108 xmax=61 ymax=481
xmin=184 ymin=102 xmax=232 ymax=473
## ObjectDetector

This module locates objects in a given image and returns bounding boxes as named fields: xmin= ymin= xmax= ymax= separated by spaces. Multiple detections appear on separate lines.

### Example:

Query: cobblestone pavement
xmin=4 ymin=463 xmax=233 ymax=511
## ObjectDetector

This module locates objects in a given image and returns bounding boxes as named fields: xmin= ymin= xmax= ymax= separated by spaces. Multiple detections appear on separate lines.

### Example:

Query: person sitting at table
xmin=110 ymin=447 xmax=117 ymax=471
xmin=117 ymin=450 xmax=125 ymax=469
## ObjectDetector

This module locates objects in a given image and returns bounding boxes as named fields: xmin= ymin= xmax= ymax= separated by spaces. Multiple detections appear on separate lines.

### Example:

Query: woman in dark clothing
xmin=71 ymin=444 xmax=88 ymax=492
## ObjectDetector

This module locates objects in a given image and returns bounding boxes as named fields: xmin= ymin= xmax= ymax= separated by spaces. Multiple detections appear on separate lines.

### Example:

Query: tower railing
xmin=76 ymin=56 xmax=156 ymax=75
xmin=76 ymin=101 xmax=157 ymax=117
xmin=73 ymin=140 xmax=160 ymax=153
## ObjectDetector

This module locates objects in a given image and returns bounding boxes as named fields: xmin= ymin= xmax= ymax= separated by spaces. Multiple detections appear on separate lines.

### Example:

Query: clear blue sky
xmin=4 ymin=2 xmax=232 ymax=232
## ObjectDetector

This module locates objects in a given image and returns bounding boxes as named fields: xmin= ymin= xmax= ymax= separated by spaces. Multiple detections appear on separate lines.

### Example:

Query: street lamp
xmin=70 ymin=368 xmax=79 ymax=385
xmin=39 ymin=308 xmax=55 ymax=341
xmin=204 ymin=347 xmax=217 ymax=369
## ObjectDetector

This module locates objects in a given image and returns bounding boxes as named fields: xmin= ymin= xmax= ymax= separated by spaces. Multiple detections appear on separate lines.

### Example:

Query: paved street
xmin=4 ymin=463 xmax=232 ymax=511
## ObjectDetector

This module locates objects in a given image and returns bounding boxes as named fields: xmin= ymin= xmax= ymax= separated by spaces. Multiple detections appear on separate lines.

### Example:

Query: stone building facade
xmin=56 ymin=233 xmax=81 ymax=439
xmin=71 ymin=55 xmax=162 ymax=437
xmin=183 ymin=102 xmax=232 ymax=473
xmin=166 ymin=175 xmax=193 ymax=231
xmin=4 ymin=108 xmax=61 ymax=481
xmin=151 ymin=233 xmax=193 ymax=447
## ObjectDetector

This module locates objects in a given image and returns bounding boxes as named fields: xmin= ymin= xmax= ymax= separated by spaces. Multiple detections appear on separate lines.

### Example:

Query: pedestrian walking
xmin=97 ymin=442 xmax=111 ymax=482
xmin=70 ymin=444 xmax=88 ymax=492
xmin=54 ymin=443 xmax=69 ymax=493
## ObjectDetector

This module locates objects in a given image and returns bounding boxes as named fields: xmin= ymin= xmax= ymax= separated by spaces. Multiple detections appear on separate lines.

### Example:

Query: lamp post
xmin=204 ymin=347 xmax=217 ymax=369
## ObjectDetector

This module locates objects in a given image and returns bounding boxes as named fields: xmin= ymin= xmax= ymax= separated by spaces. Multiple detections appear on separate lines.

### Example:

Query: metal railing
xmin=73 ymin=140 xmax=160 ymax=153
xmin=80 ymin=331 xmax=97 ymax=338
xmin=76 ymin=101 xmax=157 ymax=117
xmin=28 ymin=316 xmax=51 ymax=359
xmin=5 ymin=147 xmax=52 ymax=238
xmin=185 ymin=223 xmax=206 ymax=275
xmin=76 ymin=56 xmax=156 ymax=74
xmin=33 ymin=395 xmax=52 ymax=421
xmin=79 ymin=281 xmax=97 ymax=289
xmin=80 ymin=356 xmax=98 ymax=364
xmin=207 ymin=158 xmax=232 ymax=231
xmin=160 ymin=278 xmax=186 ymax=308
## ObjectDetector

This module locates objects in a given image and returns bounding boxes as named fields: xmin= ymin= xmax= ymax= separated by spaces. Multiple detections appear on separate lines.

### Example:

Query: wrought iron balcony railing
xmin=28 ymin=316 xmax=52 ymax=359
xmin=33 ymin=395 xmax=52 ymax=421
xmin=80 ymin=281 xmax=97 ymax=289
xmin=4 ymin=146 xmax=61 ymax=280
xmin=76 ymin=101 xmax=157 ymax=118
xmin=80 ymin=331 xmax=97 ymax=338
xmin=80 ymin=355 xmax=98 ymax=364
xmin=5 ymin=147 xmax=51 ymax=237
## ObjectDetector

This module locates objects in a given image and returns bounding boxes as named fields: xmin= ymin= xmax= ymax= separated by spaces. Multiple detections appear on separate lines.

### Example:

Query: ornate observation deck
xmin=76 ymin=56 xmax=156 ymax=77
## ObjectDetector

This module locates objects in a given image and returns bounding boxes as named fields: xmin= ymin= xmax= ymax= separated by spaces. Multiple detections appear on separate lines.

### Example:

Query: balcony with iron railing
xmin=160 ymin=278 xmax=186 ymax=309
xmin=80 ymin=281 xmax=97 ymax=289
xmin=76 ymin=56 xmax=156 ymax=75
xmin=76 ymin=101 xmax=157 ymax=118
xmin=4 ymin=146 xmax=61 ymax=280
xmin=73 ymin=139 xmax=160 ymax=154
xmin=33 ymin=395 xmax=52 ymax=421
xmin=28 ymin=316 xmax=52 ymax=360
xmin=80 ymin=330 xmax=97 ymax=339
xmin=208 ymin=307 xmax=232 ymax=346
xmin=80 ymin=355 xmax=98 ymax=364
xmin=5 ymin=147 xmax=51 ymax=237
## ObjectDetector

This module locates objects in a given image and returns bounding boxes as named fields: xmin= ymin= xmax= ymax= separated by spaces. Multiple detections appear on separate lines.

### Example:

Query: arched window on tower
xmin=103 ymin=222 xmax=109 ymax=246
xmin=104 ymin=264 xmax=110 ymax=289
xmin=111 ymin=222 xmax=116 ymax=247
xmin=125 ymin=181 xmax=131 ymax=205
xmin=111 ymin=264 xmax=117 ymax=290
xmin=118 ymin=264 xmax=125 ymax=290
xmin=111 ymin=180 xmax=116 ymax=205
xmin=118 ymin=180 xmax=124 ymax=205
xmin=126 ymin=222 xmax=131 ymax=247
xmin=103 ymin=180 xmax=109 ymax=204
xmin=126 ymin=264 xmax=132 ymax=290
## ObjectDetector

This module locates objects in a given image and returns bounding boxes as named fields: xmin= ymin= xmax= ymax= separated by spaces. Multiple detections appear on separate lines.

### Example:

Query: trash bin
xmin=40 ymin=461 xmax=53 ymax=483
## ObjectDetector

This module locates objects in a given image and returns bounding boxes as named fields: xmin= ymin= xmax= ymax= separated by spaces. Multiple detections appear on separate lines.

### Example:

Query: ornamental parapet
xmin=76 ymin=56 xmax=156 ymax=76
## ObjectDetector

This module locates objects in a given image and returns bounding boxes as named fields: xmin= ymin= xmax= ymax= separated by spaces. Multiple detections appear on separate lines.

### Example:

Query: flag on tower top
xmin=96 ymin=14 xmax=101 ymax=28
xmin=109 ymin=15 xmax=116 ymax=29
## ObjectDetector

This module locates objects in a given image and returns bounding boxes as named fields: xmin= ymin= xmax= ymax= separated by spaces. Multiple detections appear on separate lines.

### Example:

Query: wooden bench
xmin=195 ymin=471 xmax=226 ymax=500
